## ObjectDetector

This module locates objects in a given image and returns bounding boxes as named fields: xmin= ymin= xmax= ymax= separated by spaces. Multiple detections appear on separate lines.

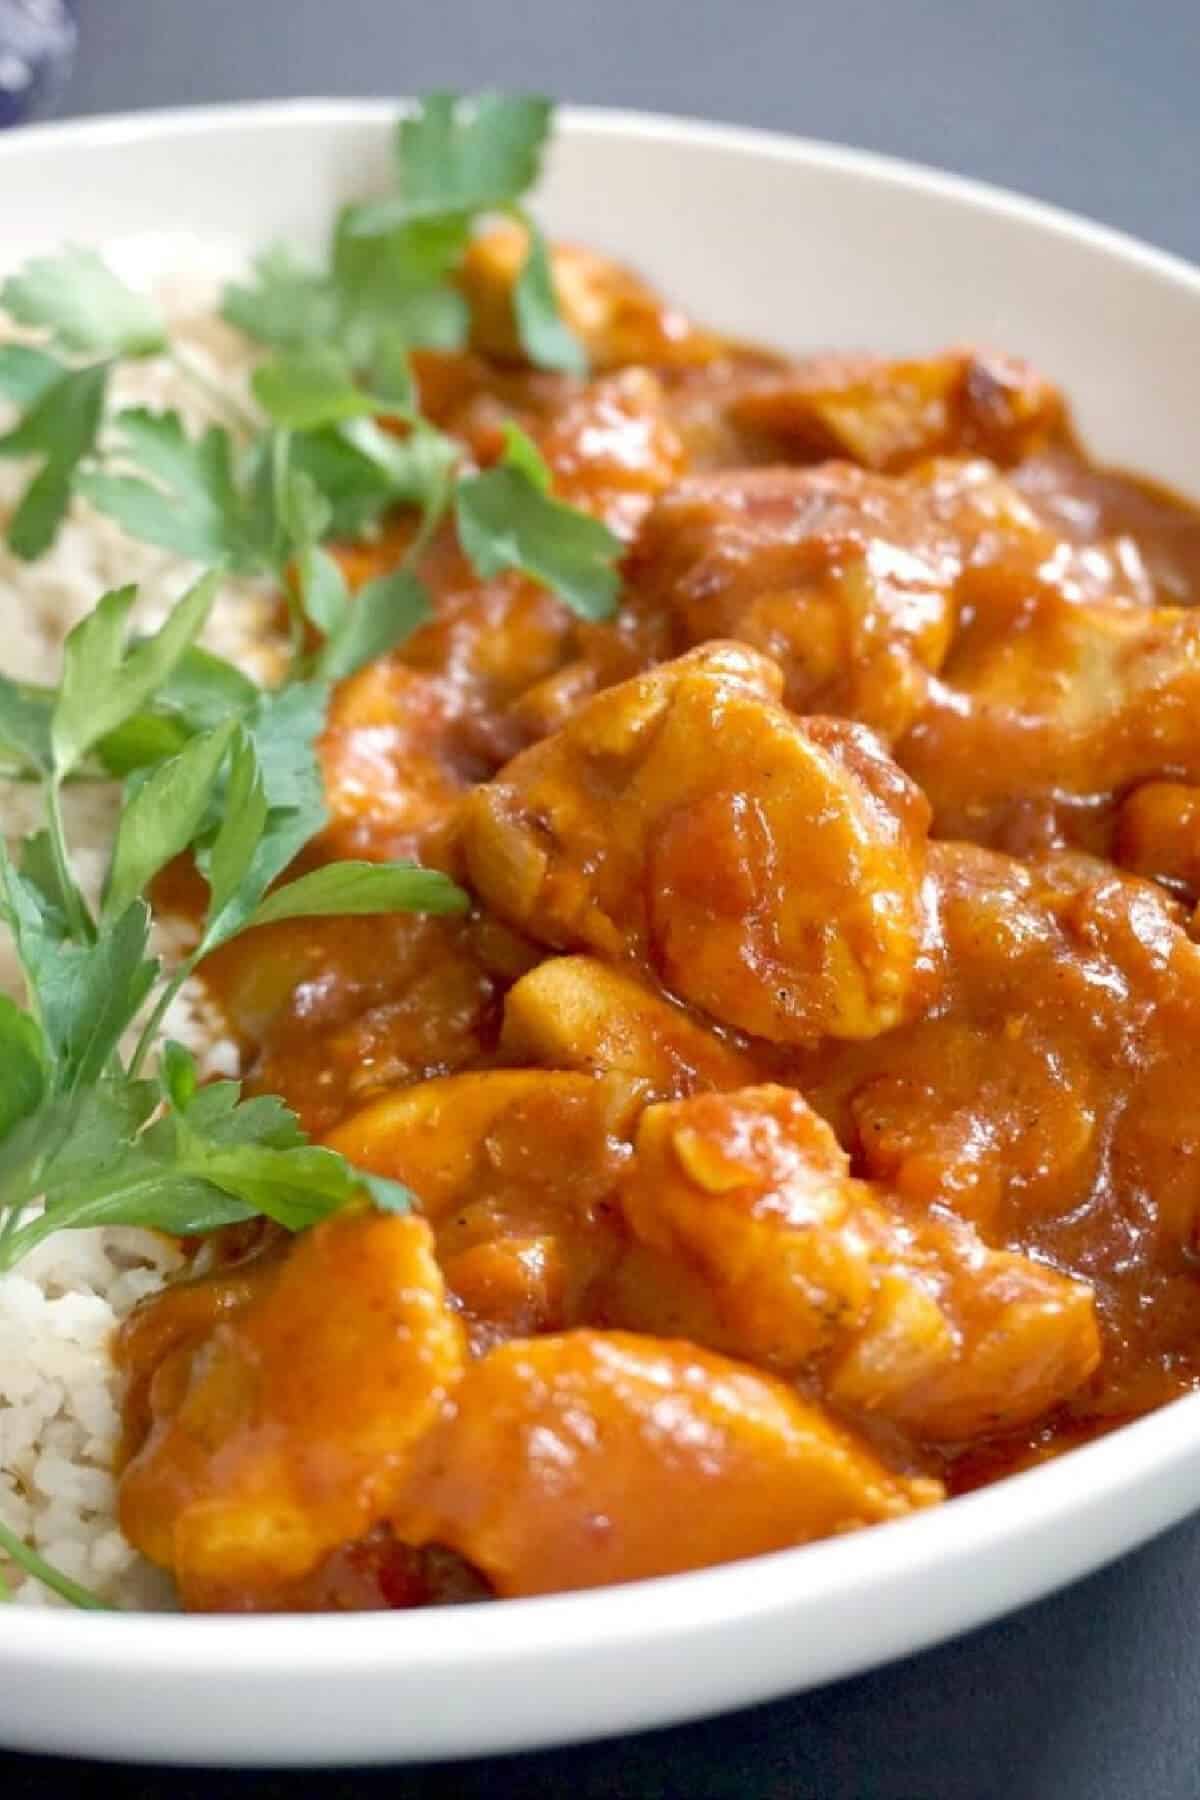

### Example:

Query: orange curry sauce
xmin=116 ymin=225 xmax=1200 ymax=1611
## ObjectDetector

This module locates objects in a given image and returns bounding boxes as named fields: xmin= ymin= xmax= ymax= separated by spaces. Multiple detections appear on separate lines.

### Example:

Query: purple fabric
xmin=0 ymin=0 xmax=76 ymax=126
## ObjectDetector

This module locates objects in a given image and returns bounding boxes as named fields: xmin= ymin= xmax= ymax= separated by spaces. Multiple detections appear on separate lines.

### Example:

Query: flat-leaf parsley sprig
xmin=227 ymin=91 xmax=581 ymax=374
xmin=0 ymin=92 xmax=622 ymax=657
xmin=0 ymin=569 xmax=467 ymax=1278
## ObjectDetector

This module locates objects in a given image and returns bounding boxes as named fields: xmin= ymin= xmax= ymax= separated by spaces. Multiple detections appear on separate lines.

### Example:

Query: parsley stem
xmin=127 ymin=950 xmax=199 ymax=1081
xmin=0 ymin=1202 xmax=22 ymax=1264
xmin=0 ymin=763 xmax=111 ymax=787
xmin=45 ymin=776 xmax=92 ymax=942
xmin=0 ymin=1515 xmax=112 ymax=1610
xmin=168 ymin=346 xmax=259 ymax=438
xmin=406 ymin=437 xmax=456 ymax=568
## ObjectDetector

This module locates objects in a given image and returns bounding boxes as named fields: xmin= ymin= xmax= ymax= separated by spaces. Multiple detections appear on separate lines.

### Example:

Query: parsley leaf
xmin=144 ymin=1048 xmax=362 ymax=1232
xmin=283 ymin=469 xmax=348 ymax=638
xmin=315 ymin=567 xmax=432 ymax=682
xmin=360 ymin=1173 xmax=417 ymax=1215
xmin=78 ymin=409 xmax=250 ymax=565
xmin=3 ymin=1077 xmax=158 ymax=1202
xmin=0 ymin=677 xmax=53 ymax=774
xmin=226 ymin=214 xmax=471 ymax=365
xmin=455 ymin=425 xmax=622 ymax=619
xmin=282 ymin=416 xmax=458 ymax=541
xmin=195 ymin=680 xmax=329 ymax=951
xmin=16 ymin=832 xmax=72 ymax=928
xmin=201 ymin=726 xmax=269 ymax=928
xmin=350 ymin=92 xmax=553 ymax=233
xmin=297 ymin=546 xmax=349 ymax=639
xmin=345 ymin=417 xmax=459 ymax=514
xmin=512 ymin=214 xmax=587 ymax=376
xmin=0 ymin=345 xmax=64 ymax=410
xmin=0 ymin=1055 xmax=356 ymax=1271
xmin=93 ymin=711 xmax=192 ymax=776
xmin=0 ymin=995 xmax=48 ymax=1142
xmin=93 ymin=646 xmax=256 ymax=776
xmin=102 ymin=722 xmax=237 ymax=924
xmin=0 ymin=851 xmax=155 ymax=1091
xmin=252 ymin=346 xmax=379 ymax=432
xmin=220 ymin=245 xmax=339 ymax=351
xmin=0 ymin=645 xmax=255 ymax=780
xmin=366 ymin=329 xmax=418 ymax=411
xmin=242 ymin=678 xmax=329 ymax=826
xmin=243 ymin=859 xmax=468 ymax=930
xmin=51 ymin=573 xmax=219 ymax=778
xmin=272 ymin=424 xmax=397 ymax=538
xmin=0 ymin=363 xmax=109 ymax=559
xmin=0 ymin=96 xmax=615 ymax=1332
xmin=0 ymin=248 xmax=166 ymax=359
xmin=366 ymin=281 xmax=469 ymax=357
xmin=330 ymin=209 xmax=471 ymax=357
xmin=137 ymin=642 xmax=258 ymax=733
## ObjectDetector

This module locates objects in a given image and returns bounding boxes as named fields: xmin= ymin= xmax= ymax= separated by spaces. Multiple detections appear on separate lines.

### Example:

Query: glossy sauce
xmin=118 ymin=231 xmax=1200 ymax=1610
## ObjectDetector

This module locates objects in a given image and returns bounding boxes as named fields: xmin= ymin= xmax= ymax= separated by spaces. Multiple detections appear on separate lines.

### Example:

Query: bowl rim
xmin=2 ymin=94 xmax=1200 ymax=1682
xmin=5 ymin=91 xmax=1200 ymax=298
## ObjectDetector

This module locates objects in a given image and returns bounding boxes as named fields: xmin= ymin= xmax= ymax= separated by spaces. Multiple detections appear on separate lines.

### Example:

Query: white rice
xmin=0 ymin=250 xmax=279 ymax=1605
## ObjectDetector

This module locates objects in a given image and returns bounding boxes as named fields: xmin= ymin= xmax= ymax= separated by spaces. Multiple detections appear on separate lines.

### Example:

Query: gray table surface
xmin=8 ymin=1 xmax=1200 ymax=1793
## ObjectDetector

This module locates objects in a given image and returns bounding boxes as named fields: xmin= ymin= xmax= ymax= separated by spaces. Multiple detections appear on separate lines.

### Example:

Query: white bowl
xmin=2 ymin=99 xmax=1200 ymax=1769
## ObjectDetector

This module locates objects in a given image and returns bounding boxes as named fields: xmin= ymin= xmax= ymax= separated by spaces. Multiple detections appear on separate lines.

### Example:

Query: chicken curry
xmin=115 ymin=223 xmax=1200 ymax=1612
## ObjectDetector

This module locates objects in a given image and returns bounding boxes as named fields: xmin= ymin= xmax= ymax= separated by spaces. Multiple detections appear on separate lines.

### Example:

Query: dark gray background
xmin=8 ymin=0 xmax=1200 ymax=1794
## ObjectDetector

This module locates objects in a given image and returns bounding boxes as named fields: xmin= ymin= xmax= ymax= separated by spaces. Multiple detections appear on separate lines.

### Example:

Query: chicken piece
xmin=728 ymin=348 xmax=1065 ymax=473
xmin=179 ymin=1530 xmax=491 ymax=1615
xmin=316 ymin=659 xmax=483 ymax=868
xmin=899 ymin=594 xmax=1200 ymax=849
xmin=199 ymin=913 xmax=528 ymax=1137
xmin=326 ymin=1070 xmax=648 ymax=1338
xmin=618 ymin=1085 xmax=1099 ymax=1438
xmin=499 ymin=955 xmax=758 ymax=1096
xmin=619 ymin=1084 xmax=875 ymax=1367
xmin=392 ymin=1330 xmax=940 ymax=1596
xmin=326 ymin=1069 xmax=644 ymax=1223
xmin=460 ymin=222 xmax=729 ymax=371
xmin=655 ymin=349 xmax=794 ymax=474
xmin=118 ymin=1213 xmax=465 ymax=1606
xmin=440 ymin=1236 xmax=570 ymax=1346
xmin=118 ymin=1257 xmax=269 ymax=1464
xmin=793 ymin=845 xmax=1108 ymax=1232
xmin=1116 ymin=781 xmax=1200 ymax=899
xmin=625 ymin=460 xmax=1049 ymax=741
xmin=792 ymin=841 xmax=1200 ymax=1274
xmin=537 ymin=368 xmax=687 ymax=541
xmin=826 ymin=1223 xmax=1100 ymax=1440
xmin=502 ymin=628 xmax=647 ymax=743
xmin=462 ymin=643 xmax=937 ymax=1043
xmin=318 ymin=565 xmax=594 ymax=868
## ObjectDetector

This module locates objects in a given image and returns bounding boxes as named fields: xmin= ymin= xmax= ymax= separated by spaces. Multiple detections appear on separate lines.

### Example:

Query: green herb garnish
xmin=0 ymin=1515 xmax=111 ymax=1610
xmin=0 ymin=569 xmax=470 ymax=1287
xmin=455 ymin=424 xmax=623 ymax=620
xmin=0 ymin=93 xmax=617 ymax=640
